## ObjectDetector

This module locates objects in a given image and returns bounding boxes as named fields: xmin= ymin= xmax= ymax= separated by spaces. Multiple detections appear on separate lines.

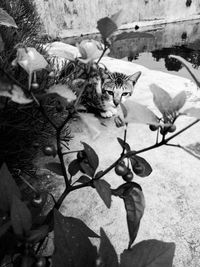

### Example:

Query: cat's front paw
xmin=100 ymin=110 xmax=114 ymax=118
xmin=100 ymin=107 xmax=117 ymax=118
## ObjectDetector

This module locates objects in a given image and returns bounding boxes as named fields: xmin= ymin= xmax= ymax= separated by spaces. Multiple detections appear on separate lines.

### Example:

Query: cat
xmin=59 ymin=61 xmax=141 ymax=118
xmin=99 ymin=71 xmax=141 ymax=117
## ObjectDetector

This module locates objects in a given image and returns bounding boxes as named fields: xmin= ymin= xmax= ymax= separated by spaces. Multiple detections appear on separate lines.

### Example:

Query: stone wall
xmin=34 ymin=0 xmax=200 ymax=38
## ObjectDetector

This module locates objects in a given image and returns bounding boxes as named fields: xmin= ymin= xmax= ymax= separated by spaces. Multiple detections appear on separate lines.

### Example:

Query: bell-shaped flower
xmin=77 ymin=39 xmax=109 ymax=64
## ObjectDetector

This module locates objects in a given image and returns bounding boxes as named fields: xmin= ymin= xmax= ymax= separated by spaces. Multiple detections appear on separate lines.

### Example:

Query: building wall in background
xmin=34 ymin=0 xmax=200 ymax=38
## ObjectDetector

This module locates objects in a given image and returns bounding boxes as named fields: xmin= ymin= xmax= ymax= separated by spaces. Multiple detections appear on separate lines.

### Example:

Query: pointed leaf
xmin=66 ymin=217 xmax=99 ymax=238
xmin=150 ymin=84 xmax=173 ymax=115
xmin=52 ymin=209 xmax=97 ymax=267
xmin=80 ymin=160 xmax=95 ymax=177
xmin=111 ymin=182 xmax=142 ymax=197
xmin=183 ymin=107 xmax=200 ymax=119
xmin=0 ymin=8 xmax=17 ymax=28
xmin=11 ymin=195 xmax=32 ymax=236
xmin=81 ymin=142 xmax=99 ymax=172
xmin=130 ymin=155 xmax=152 ymax=177
xmin=99 ymin=228 xmax=119 ymax=267
xmin=45 ymin=42 xmax=79 ymax=61
xmin=97 ymin=17 xmax=117 ymax=39
xmin=110 ymin=9 xmax=124 ymax=27
xmin=68 ymin=159 xmax=80 ymax=176
xmin=120 ymin=239 xmax=175 ymax=267
xmin=94 ymin=179 xmax=112 ymax=208
xmin=117 ymin=137 xmax=131 ymax=152
xmin=14 ymin=47 xmax=48 ymax=74
xmin=169 ymin=55 xmax=200 ymax=87
xmin=0 ymin=163 xmax=21 ymax=211
xmin=76 ymin=175 xmax=91 ymax=184
xmin=171 ymin=91 xmax=186 ymax=112
xmin=122 ymin=186 xmax=145 ymax=247
xmin=94 ymin=170 xmax=104 ymax=179
xmin=27 ymin=225 xmax=49 ymax=243
xmin=45 ymin=162 xmax=63 ymax=176
xmin=123 ymin=100 xmax=160 ymax=125
xmin=47 ymin=84 xmax=76 ymax=101
xmin=0 ymin=221 xmax=11 ymax=238
xmin=0 ymin=85 xmax=33 ymax=104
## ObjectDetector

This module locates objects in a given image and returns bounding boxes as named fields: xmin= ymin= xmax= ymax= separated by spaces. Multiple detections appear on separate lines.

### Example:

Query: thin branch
xmin=18 ymin=175 xmax=38 ymax=193
xmin=56 ymin=130 xmax=71 ymax=189
xmin=166 ymin=143 xmax=200 ymax=160
xmin=96 ymin=45 xmax=109 ymax=65
xmin=164 ymin=119 xmax=200 ymax=143
xmin=121 ymin=123 xmax=128 ymax=156
xmin=74 ymin=81 xmax=88 ymax=109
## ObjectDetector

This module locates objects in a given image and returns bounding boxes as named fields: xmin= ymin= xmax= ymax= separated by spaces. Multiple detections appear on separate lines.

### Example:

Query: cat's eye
xmin=122 ymin=92 xmax=130 ymax=96
xmin=106 ymin=91 xmax=114 ymax=96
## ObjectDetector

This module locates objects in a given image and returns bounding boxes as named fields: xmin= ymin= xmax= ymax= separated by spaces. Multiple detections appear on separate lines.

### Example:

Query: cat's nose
xmin=113 ymin=99 xmax=120 ymax=107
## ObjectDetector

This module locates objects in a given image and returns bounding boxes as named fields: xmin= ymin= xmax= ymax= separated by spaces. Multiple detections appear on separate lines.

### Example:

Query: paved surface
xmin=39 ymin=59 xmax=200 ymax=266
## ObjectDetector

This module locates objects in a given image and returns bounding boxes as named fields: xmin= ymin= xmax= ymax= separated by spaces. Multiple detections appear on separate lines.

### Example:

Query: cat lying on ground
xmin=59 ymin=61 xmax=141 ymax=118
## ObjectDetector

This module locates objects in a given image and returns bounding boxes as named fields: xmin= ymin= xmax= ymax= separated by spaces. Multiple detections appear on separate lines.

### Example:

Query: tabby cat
xmin=60 ymin=61 xmax=141 ymax=117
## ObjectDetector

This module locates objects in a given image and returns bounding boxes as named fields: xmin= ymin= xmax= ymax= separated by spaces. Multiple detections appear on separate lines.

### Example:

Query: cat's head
xmin=102 ymin=71 xmax=141 ymax=107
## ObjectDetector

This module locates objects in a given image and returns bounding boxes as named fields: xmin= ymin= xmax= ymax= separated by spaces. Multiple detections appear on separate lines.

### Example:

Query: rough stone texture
xmin=41 ymin=45 xmax=200 ymax=266
xmin=33 ymin=0 xmax=200 ymax=37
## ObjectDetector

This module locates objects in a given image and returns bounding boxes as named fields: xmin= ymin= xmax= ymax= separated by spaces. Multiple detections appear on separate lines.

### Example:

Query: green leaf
xmin=0 ymin=35 xmax=4 ymax=52
xmin=117 ymin=137 xmax=131 ymax=152
xmin=46 ymin=84 xmax=76 ymax=101
xmin=52 ymin=209 xmax=97 ymax=267
xmin=123 ymin=100 xmax=160 ymax=125
xmin=11 ymin=195 xmax=32 ymax=236
xmin=0 ymin=85 xmax=33 ymax=104
xmin=81 ymin=142 xmax=99 ymax=172
xmin=66 ymin=217 xmax=99 ymax=238
xmin=183 ymin=107 xmax=200 ymax=119
xmin=111 ymin=182 xmax=142 ymax=197
xmin=68 ymin=159 xmax=80 ymax=176
xmin=0 ymin=221 xmax=11 ymax=238
xmin=76 ymin=175 xmax=91 ymax=184
xmin=26 ymin=225 xmax=49 ymax=243
xmin=97 ymin=17 xmax=117 ymax=39
xmin=94 ymin=170 xmax=104 ymax=179
xmin=169 ymin=55 xmax=200 ymax=87
xmin=45 ymin=162 xmax=63 ymax=176
xmin=0 ymin=8 xmax=17 ymax=28
xmin=130 ymin=155 xmax=152 ymax=177
xmin=94 ymin=179 xmax=112 ymax=208
xmin=80 ymin=160 xmax=95 ymax=177
xmin=122 ymin=185 xmax=145 ymax=247
xmin=0 ymin=163 xmax=21 ymax=211
xmin=99 ymin=228 xmax=119 ymax=267
xmin=150 ymin=84 xmax=173 ymax=115
xmin=171 ymin=91 xmax=186 ymax=112
xmin=120 ymin=239 xmax=175 ymax=267
xmin=110 ymin=9 xmax=124 ymax=28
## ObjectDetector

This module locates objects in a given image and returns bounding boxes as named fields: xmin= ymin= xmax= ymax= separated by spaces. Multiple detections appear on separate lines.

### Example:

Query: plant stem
xmin=164 ymin=118 xmax=200 ymax=143
xmin=56 ymin=129 xmax=71 ymax=189
xmin=166 ymin=143 xmax=200 ymax=160
xmin=96 ymin=45 xmax=108 ymax=65
xmin=74 ymin=81 xmax=88 ymax=109
xmin=121 ymin=123 xmax=128 ymax=156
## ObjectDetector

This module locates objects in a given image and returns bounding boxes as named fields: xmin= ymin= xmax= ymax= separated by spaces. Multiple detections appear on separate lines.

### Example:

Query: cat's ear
xmin=128 ymin=71 xmax=142 ymax=85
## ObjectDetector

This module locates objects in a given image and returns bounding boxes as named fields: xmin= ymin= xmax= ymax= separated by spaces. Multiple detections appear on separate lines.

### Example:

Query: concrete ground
xmin=39 ymin=57 xmax=200 ymax=266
